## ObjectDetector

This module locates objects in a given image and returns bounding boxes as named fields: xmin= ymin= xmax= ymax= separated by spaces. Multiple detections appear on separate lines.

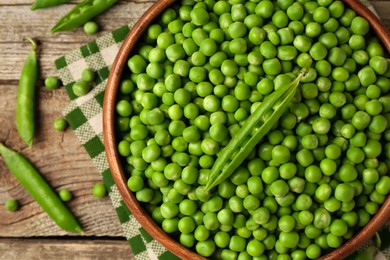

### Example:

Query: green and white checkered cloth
xmin=55 ymin=22 xmax=178 ymax=260
xmin=54 ymin=3 xmax=390 ymax=259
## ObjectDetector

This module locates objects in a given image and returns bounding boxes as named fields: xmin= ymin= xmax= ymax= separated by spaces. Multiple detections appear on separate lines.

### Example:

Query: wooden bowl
xmin=103 ymin=0 xmax=390 ymax=259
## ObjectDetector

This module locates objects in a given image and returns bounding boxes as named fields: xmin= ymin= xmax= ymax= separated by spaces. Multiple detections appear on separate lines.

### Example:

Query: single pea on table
xmin=5 ymin=199 xmax=19 ymax=212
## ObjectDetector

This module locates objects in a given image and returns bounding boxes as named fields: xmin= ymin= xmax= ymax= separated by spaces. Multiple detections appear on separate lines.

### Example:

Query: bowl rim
xmin=103 ymin=0 xmax=390 ymax=259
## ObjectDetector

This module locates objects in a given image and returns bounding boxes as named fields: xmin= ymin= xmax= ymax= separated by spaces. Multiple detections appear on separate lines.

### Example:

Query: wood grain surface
xmin=0 ymin=0 xmax=389 ymax=259
xmin=0 ymin=238 xmax=132 ymax=260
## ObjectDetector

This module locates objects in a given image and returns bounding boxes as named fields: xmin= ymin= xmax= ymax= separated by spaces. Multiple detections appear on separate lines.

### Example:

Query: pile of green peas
xmin=115 ymin=0 xmax=390 ymax=258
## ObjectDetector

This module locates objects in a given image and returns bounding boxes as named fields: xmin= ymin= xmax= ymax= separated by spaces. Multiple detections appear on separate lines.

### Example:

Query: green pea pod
xmin=16 ymin=38 xmax=38 ymax=148
xmin=31 ymin=0 xmax=70 ymax=10
xmin=205 ymin=60 xmax=312 ymax=190
xmin=0 ymin=143 xmax=83 ymax=233
xmin=51 ymin=0 xmax=118 ymax=32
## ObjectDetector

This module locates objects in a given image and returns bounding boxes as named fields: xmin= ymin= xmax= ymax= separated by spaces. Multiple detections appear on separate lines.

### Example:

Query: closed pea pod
xmin=17 ymin=38 xmax=38 ymax=147
xmin=0 ymin=143 xmax=82 ymax=233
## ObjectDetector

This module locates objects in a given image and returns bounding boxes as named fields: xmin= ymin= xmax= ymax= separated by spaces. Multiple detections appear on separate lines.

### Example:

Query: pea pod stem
xmin=16 ymin=38 xmax=38 ymax=148
xmin=374 ymin=232 xmax=382 ymax=248
xmin=31 ymin=0 xmax=70 ymax=10
xmin=0 ymin=143 xmax=83 ymax=233
xmin=51 ymin=0 xmax=118 ymax=32
xmin=205 ymin=60 xmax=312 ymax=190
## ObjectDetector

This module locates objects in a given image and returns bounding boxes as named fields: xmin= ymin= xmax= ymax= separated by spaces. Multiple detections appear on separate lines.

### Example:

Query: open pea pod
xmin=51 ymin=0 xmax=118 ymax=32
xmin=205 ymin=60 xmax=312 ymax=190
xmin=31 ymin=0 xmax=70 ymax=10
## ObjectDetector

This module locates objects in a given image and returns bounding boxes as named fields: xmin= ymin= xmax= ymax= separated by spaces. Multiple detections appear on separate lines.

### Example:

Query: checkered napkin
xmin=54 ymin=2 xmax=390 ymax=259
xmin=55 ymin=22 xmax=178 ymax=260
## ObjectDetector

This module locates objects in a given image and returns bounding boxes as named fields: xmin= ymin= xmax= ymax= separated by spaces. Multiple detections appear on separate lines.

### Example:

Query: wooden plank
xmin=0 ymin=84 xmax=123 ymax=237
xmin=0 ymin=2 xmax=153 ymax=44
xmin=372 ymin=1 xmax=390 ymax=29
xmin=0 ymin=1 xmax=154 ymax=81
xmin=0 ymin=238 xmax=134 ymax=260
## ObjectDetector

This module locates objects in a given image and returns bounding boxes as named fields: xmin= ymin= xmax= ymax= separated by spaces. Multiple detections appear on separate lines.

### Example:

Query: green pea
xmin=44 ymin=76 xmax=60 ymax=90
xmin=310 ymin=42 xmax=328 ymax=61
xmin=252 ymin=207 xmax=270 ymax=225
xmin=305 ymin=165 xmax=322 ymax=183
xmin=260 ymin=41 xmax=277 ymax=59
xmin=358 ymin=66 xmax=377 ymax=87
xmin=270 ymin=179 xmax=289 ymax=198
xmin=369 ymin=115 xmax=387 ymax=134
xmin=296 ymin=149 xmax=314 ymax=167
xmin=293 ymin=35 xmax=312 ymax=53
xmin=376 ymin=176 xmax=390 ymax=195
xmin=255 ymin=0 xmax=274 ymax=18
xmin=161 ymin=217 xmax=179 ymax=233
xmin=351 ymin=16 xmax=370 ymax=35
xmin=305 ymin=22 xmax=322 ymax=38
xmin=72 ymin=80 xmax=91 ymax=97
xmin=277 ymin=46 xmax=298 ymax=61
xmin=335 ymin=183 xmax=355 ymax=202
xmin=92 ymin=183 xmax=107 ymax=198
xmin=271 ymin=10 xmax=288 ymax=28
xmin=287 ymin=21 xmax=303 ymax=36
xmin=263 ymin=58 xmax=282 ymax=76
xmin=287 ymin=2 xmax=304 ymax=21
xmin=56 ymin=188 xmax=72 ymax=203
xmin=83 ymin=21 xmax=99 ymax=35
xmin=53 ymin=117 xmax=69 ymax=132
xmin=5 ymin=199 xmax=19 ymax=212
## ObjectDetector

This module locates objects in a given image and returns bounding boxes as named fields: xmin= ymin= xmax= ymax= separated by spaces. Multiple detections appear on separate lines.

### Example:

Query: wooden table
xmin=1 ymin=1 xmax=390 ymax=259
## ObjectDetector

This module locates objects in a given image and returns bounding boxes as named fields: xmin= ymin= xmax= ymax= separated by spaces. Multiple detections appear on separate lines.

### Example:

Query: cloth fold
xmin=54 ymin=2 xmax=390 ymax=259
